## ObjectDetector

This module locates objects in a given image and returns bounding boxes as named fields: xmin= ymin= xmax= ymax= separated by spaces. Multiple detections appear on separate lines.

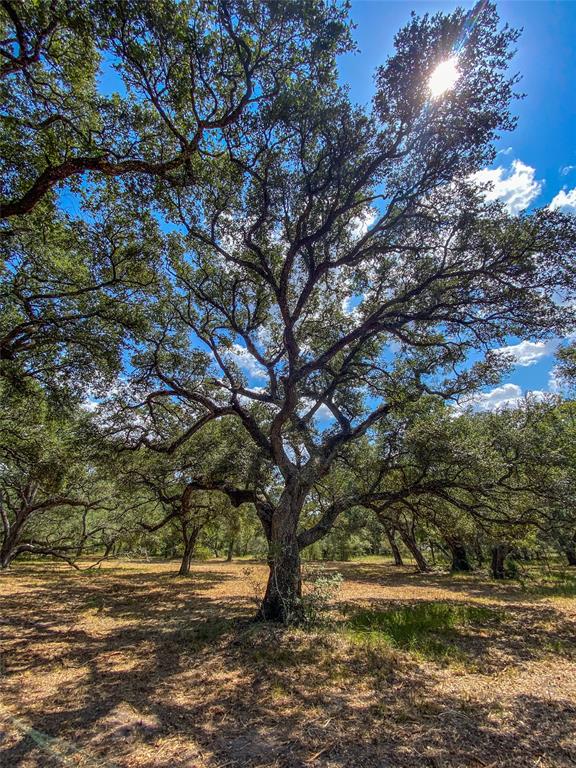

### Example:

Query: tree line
xmin=2 ymin=379 xmax=575 ymax=597
xmin=1 ymin=0 xmax=576 ymax=621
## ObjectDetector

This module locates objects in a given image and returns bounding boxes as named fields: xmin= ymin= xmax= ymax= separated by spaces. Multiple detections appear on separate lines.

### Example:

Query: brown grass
xmin=1 ymin=558 xmax=575 ymax=768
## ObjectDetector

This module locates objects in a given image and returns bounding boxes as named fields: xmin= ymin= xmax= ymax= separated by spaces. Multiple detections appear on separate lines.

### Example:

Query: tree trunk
xmin=491 ymin=544 xmax=509 ymax=579
xmin=385 ymin=527 xmax=403 ymax=566
xmin=564 ymin=533 xmax=576 ymax=566
xmin=474 ymin=538 xmax=485 ymax=567
xmin=226 ymin=538 xmax=234 ymax=562
xmin=1 ymin=500 xmax=21 ymax=569
xmin=257 ymin=490 xmax=305 ymax=623
xmin=398 ymin=529 xmax=430 ymax=572
xmin=446 ymin=538 xmax=472 ymax=572
xmin=0 ymin=492 xmax=8 ymax=569
xmin=0 ymin=546 xmax=13 ymax=569
xmin=1 ymin=528 xmax=20 ymax=570
xmin=178 ymin=525 xmax=199 ymax=576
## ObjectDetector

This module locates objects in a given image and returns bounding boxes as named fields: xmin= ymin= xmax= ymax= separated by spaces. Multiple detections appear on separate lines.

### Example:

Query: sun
xmin=428 ymin=57 xmax=460 ymax=98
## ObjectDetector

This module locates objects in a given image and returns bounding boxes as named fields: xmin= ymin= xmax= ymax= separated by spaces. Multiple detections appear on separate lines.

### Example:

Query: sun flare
xmin=428 ymin=57 xmax=460 ymax=98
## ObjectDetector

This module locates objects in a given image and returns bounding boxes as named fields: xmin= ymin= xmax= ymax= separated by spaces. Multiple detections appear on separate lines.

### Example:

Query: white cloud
xmin=342 ymin=293 xmax=363 ymax=319
xmin=549 ymin=187 xmax=576 ymax=213
xmin=497 ymin=146 xmax=513 ymax=156
xmin=350 ymin=208 xmax=376 ymax=239
xmin=460 ymin=383 xmax=523 ymax=411
xmin=470 ymin=159 xmax=543 ymax=215
xmin=299 ymin=398 xmax=335 ymax=423
xmin=560 ymin=165 xmax=576 ymax=177
xmin=227 ymin=343 xmax=267 ymax=380
xmin=548 ymin=366 xmax=562 ymax=393
xmin=455 ymin=382 xmax=552 ymax=414
xmin=237 ymin=386 xmax=275 ymax=409
xmin=495 ymin=339 xmax=556 ymax=367
xmin=315 ymin=403 xmax=334 ymax=421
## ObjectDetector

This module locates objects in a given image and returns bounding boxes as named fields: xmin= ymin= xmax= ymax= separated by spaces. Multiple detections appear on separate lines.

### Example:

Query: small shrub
xmin=503 ymin=556 xmax=520 ymax=579
xmin=298 ymin=566 xmax=344 ymax=627
xmin=116 ymin=547 xmax=150 ymax=562
xmin=192 ymin=545 xmax=212 ymax=562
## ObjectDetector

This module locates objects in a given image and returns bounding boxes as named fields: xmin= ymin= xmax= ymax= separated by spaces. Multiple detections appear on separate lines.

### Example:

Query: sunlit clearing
xmin=428 ymin=57 xmax=460 ymax=98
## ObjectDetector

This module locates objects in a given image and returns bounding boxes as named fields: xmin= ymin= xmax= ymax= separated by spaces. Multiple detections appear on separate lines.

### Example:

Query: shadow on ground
xmin=1 ymin=560 xmax=575 ymax=767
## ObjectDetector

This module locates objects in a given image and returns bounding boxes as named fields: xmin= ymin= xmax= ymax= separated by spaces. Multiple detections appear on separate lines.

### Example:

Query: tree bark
xmin=0 ymin=520 xmax=14 ymax=569
xmin=226 ymin=538 xmax=234 ymax=562
xmin=0 ymin=545 xmax=14 ymax=569
xmin=384 ymin=527 xmax=403 ymax=566
xmin=398 ymin=529 xmax=430 ymax=572
xmin=0 ymin=510 xmax=24 ymax=569
xmin=257 ymin=489 xmax=305 ymax=623
xmin=565 ymin=533 xmax=576 ymax=566
xmin=178 ymin=524 xmax=199 ymax=576
xmin=446 ymin=538 xmax=472 ymax=572
xmin=491 ymin=544 xmax=510 ymax=579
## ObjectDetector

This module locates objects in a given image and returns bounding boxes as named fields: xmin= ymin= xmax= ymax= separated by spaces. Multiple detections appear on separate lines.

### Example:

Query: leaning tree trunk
xmin=491 ymin=544 xmax=510 ymax=579
xmin=398 ymin=529 xmax=430 ymax=573
xmin=178 ymin=524 xmax=200 ymax=576
xmin=446 ymin=538 xmax=472 ymax=572
xmin=0 ymin=494 xmax=10 ymax=569
xmin=1 ymin=512 xmax=26 ymax=570
xmin=257 ymin=489 xmax=305 ymax=623
xmin=0 ymin=542 xmax=14 ymax=569
xmin=0 ymin=528 xmax=13 ymax=569
xmin=385 ymin=527 xmax=403 ymax=566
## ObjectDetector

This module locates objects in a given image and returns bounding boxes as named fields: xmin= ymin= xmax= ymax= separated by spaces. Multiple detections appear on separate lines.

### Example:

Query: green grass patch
xmin=520 ymin=569 xmax=576 ymax=597
xmin=345 ymin=602 xmax=500 ymax=664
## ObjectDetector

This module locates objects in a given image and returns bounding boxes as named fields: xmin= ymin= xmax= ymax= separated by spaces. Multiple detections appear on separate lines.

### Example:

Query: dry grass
xmin=1 ymin=558 xmax=575 ymax=768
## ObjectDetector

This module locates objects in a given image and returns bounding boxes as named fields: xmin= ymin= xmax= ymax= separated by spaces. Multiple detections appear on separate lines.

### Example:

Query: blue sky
xmin=337 ymin=1 xmax=576 ymax=409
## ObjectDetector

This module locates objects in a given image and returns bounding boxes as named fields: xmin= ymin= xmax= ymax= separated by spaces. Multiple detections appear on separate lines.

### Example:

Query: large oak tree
xmin=104 ymin=4 xmax=576 ymax=621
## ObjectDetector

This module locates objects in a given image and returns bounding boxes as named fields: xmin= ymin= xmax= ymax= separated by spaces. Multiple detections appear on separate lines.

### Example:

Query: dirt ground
xmin=0 ymin=558 xmax=575 ymax=768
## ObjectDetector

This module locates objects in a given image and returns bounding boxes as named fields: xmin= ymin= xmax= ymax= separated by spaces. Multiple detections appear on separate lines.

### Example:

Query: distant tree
xmin=514 ymin=399 xmax=576 ymax=568
xmin=119 ymin=455 xmax=242 ymax=576
xmin=365 ymin=397 xmax=576 ymax=577
xmin=0 ymin=384 xmax=114 ymax=569
xmin=141 ymin=484 xmax=229 ymax=576
xmin=106 ymin=412 xmax=270 ymax=572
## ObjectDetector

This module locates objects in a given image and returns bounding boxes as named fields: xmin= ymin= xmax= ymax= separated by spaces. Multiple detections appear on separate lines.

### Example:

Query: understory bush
xmin=299 ymin=567 xmax=344 ymax=627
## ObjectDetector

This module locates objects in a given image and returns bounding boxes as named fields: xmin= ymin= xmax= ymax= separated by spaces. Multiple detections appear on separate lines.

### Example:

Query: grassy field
xmin=1 ymin=559 xmax=575 ymax=768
